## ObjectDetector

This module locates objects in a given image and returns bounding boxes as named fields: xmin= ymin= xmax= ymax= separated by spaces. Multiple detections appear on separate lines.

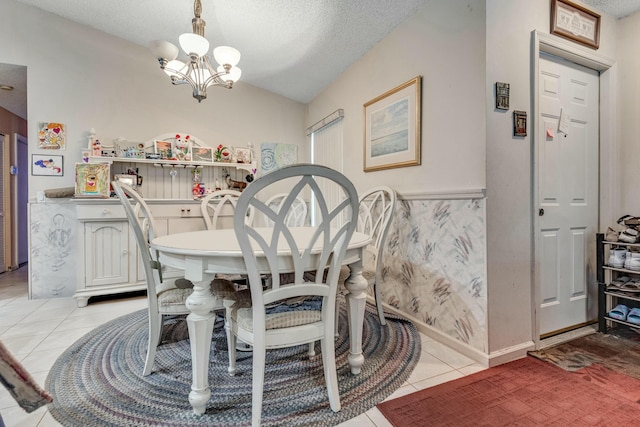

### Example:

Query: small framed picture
xmin=192 ymin=146 xmax=214 ymax=163
xmin=235 ymin=147 xmax=252 ymax=163
xmin=74 ymin=163 xmax=110 ymax=198
xmin=495 ymin=82 xmax=509 ymax=110
xmin=154 ymin=140 xmax=173 ymax=159
xmin=32 ymin=154 xmax=63 ymax=176
xmin=513 ymin=110 xmax=527 ymax=137
xmin=37 ymin=122 xmax=66 ymax=150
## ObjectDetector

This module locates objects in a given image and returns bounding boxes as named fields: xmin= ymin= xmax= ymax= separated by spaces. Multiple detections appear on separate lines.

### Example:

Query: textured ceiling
xmin=581 ymin=0 xmax=640 ymax=18
xmin=2 ymin=0 xmax=640 ymax=120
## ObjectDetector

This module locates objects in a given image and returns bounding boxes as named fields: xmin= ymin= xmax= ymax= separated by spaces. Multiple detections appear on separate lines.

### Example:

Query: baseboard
xmin=486 ymin=341 xmax=535 ymax=367
xmin=377 ymin=299 xmax=490 ymax=367
xmin=377 ymin=298 xmax=535 ymax=368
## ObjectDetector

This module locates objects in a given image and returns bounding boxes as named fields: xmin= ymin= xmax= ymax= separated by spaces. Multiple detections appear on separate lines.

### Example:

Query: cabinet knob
xmin=102 ymin=209 xmax=110 ymax=215
xmin=122 ymin=249 xmax=128 ymax=255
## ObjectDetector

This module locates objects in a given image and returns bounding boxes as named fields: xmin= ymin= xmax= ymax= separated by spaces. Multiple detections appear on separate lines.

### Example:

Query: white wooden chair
xmin=353 ymin=186 xmax=397 ymax=325
xmin=200 ymin=189 xmax=255 ymax=230
xmin=224 ymin=164 xmax=358 ymax=427
xmin=264 ymin=193 xmax=308 ymax=226
xmin=112 ymin=181 xmax=235 ymax=376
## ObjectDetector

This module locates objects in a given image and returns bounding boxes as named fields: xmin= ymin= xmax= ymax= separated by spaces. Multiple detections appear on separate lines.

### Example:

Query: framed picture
xmin=495 ymin=82 xmax=510 ymax=110
xmin=192 ymin=146 xmax=214 ymax=163
xmin=37 ymin=122 xmax=66 ymax=150
xmin=32 ymin=154 xmax=63 ymax=176
xmin=154 ymin=140 xmax=173 ymax=160
xmin=513 ymin=110 xmax=527 ymax=137
xmin=235 ymin=147 xmax=252 ymax=163
xmin=74 ymin=163 xmax=110 ymax=198
xmin=115 ymin=140 xmax=145 ymax=159
xmin=550 ymin=0 xmax=600 ymax=50
xmin=363 ymin=76 xmax=421 ymax=172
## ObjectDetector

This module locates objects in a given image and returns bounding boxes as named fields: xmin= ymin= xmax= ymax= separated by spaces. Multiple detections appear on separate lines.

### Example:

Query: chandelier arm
xmin=201 ymin=55 xmax=233 ymax=89
xmin=164 ymin=62 xmax=197 ymax=90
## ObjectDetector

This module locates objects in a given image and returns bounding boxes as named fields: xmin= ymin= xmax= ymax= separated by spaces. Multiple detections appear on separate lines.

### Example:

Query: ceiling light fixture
xmin=150 ymin=0 xmax=241 ymax=103
xmin=0 ymin=84 xmax=14 ymax=91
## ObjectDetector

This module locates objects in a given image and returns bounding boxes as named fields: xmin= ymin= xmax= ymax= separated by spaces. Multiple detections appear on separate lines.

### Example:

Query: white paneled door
xmin=537 ymin=52 xmax=599 ymax=336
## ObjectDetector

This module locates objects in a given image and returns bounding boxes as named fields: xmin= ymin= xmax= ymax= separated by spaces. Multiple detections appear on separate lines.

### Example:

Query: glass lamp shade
xmin=217 ymin=65 xmax=242 ymax=83
xmin=179 ymin=33 xmax=210 ymax=57
xmin=149 ymin=40 xmax=179 ymax=61
xmin=164 ymin=60 xmax=187 ymax=78
xmin=213 ymin=46 xmax=241 ymax=67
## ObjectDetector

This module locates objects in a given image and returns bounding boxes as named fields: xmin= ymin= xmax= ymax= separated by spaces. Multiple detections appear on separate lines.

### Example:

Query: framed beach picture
xmin=74 ymin=163 xmax=110 ymax=198
xmin=363 ymin=76 xmax=422 ymax=172
xmin=154 ymin=140 xmax=173 ymax=160
xmin=32 ymin=154 xmax=63 ymax=176
xmin=192 ymin=146 xmax=214 ymax=162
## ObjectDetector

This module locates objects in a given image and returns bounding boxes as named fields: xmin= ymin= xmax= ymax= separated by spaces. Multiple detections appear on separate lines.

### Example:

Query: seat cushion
xmin=235 ymin=307 xmax=322 ymax=331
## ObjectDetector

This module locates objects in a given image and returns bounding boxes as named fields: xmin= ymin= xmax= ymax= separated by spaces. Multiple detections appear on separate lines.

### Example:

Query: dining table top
xmin=151 ymin=227 xmax=371 ymax=257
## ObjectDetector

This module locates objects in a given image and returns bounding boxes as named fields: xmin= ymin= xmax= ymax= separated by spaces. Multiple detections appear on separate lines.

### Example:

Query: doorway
xmin=14 ymin=133 xmax=28 ymax=267
xmin=532 ymin=31 xmax=616 ymax=343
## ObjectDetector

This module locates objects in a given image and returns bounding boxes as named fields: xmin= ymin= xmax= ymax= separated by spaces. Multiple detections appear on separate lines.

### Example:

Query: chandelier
xmin=150 ymin=0 xmax=241 ymax=102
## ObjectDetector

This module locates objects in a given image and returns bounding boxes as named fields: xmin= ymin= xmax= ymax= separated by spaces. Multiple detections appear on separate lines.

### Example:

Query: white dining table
xmin=150 ymin=227 xmax=371 ymax=415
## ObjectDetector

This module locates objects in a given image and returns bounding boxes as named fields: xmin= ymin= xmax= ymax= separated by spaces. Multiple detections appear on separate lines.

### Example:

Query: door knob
xmin=539 ymin=208 xmax=544 ymax=216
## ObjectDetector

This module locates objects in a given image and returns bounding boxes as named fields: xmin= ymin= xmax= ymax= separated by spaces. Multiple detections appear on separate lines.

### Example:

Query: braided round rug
xmin=46 ymin=303 xmax=420 ymax=426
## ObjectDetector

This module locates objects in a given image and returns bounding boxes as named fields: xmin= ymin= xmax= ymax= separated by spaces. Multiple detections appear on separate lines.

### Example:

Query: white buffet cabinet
xmin=73 ymin=198 xmax=213 ymax=307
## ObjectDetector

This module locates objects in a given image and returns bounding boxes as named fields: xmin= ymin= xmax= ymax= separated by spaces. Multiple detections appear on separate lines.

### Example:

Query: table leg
xmin=344 ymin=257 xmax=368 ymax=375
xmin=186 ymin=273 xmax=217 ymax=415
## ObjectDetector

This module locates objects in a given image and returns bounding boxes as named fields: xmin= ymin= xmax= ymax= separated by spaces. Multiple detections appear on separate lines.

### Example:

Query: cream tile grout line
xmin=0 ymin=265 xmax=481 ymax=427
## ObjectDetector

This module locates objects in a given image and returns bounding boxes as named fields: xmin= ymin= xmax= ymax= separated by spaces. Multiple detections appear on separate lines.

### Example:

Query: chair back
xmin=263 ymin=193 xmax=308 ymax=227
xmin=201 ymin=189 xmax=254 ymax=230
xmin=357 ymin=186 xmax=396 ymax=277
xmin=233 ymin=164 xmax=358 ymax=326
xmin=112 ymin=181 xmax=161 ymax=302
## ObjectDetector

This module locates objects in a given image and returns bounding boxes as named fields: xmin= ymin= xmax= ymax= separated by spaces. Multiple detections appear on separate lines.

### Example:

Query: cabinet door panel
xmin=85 ymin=221 xmax=130 ymax=287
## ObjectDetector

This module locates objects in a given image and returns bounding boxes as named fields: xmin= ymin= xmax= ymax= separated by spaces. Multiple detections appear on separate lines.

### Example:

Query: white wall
xmin=0 ymin=0 xmax=306 ymax=199
xmin=618 ymin=12 xmax=640 ymax=215
xmin=307 ymin=0 xmax=486 ymax=194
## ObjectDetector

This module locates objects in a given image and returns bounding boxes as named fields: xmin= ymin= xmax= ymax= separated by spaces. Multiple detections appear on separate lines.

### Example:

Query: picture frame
xmin=32 ymin=154 xmax=63 ymax=176
xmin=115 ymin=140 xmax=146 ymax=159
xmin=513 ymin=110 xmax=527 ymax=137
xmin=235 ymin=147 xmax=252 ymax=164
xmin=37 ymin=122 xmax=66 ymax=150
xmin=192 ymin=146 xmax=214 ymax=163
xmin=74 ymin=163 xmax=111 ymax=198
xmin=495 ymin=82 xmax=510 ymax=110
xmin=363 ymin=76 xmax=422 ymax=172
xmin=550 ymin=0 xmax=600 ymax=50
xmin=154 ymin=140 xmax=173 ymax=160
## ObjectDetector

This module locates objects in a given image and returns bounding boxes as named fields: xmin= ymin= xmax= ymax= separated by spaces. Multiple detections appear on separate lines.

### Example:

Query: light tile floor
xmin=0 ymin=266 xmax=486 ymax=426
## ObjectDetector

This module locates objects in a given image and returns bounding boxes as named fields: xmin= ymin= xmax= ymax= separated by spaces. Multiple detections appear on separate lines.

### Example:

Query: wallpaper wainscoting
xmin=378 ymin=196 xmax=487 ymax=352
xmin=29 ymin=202 xmax=77 ymax=299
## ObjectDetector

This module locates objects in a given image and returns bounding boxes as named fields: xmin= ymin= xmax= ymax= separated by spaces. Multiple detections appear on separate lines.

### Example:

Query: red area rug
xmin=377 ymin=357 xmax=640 ymax=426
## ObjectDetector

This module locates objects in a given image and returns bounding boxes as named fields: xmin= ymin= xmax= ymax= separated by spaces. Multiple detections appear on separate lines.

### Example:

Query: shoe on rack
xmin=609 ymin=304 xmax=629 ymax=320
xmin=627 ymin=252 xmax=640 ymax=271
xmin=609 ymin=248 xmax=627 ymax=268
xmin=619 ymin=228 xmax=639 ymax=243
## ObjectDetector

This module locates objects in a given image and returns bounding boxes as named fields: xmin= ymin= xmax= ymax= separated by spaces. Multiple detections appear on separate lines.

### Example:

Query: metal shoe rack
xmin=597 ymin=233 xmax=640 ymax=333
